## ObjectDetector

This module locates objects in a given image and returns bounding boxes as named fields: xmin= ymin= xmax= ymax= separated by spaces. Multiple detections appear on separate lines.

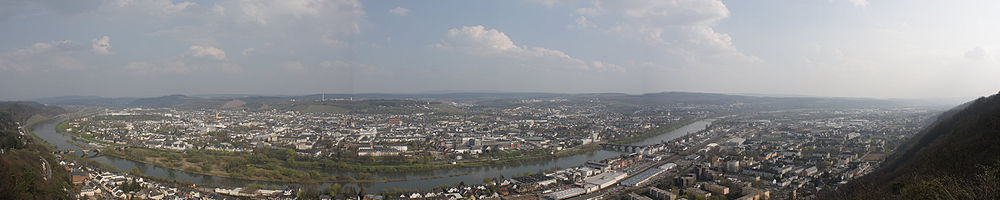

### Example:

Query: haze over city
xmin=2 ymin=0 xmax=998 ymax=100
xmin=6 ymin=1 xmax=1000 ymax=200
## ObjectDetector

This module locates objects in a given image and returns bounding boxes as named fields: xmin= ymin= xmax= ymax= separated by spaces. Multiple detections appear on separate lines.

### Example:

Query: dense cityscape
xmin=13 ymin=95 xmax=938 ymax=199
xmin=4 ymin=0 xmax=999 ymax=199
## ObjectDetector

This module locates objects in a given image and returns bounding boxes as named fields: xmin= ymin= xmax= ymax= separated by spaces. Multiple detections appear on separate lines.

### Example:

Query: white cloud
xmin=435 ymin=25 xmax=622 ymax=72
xmin=0 ymin=0 xmax=102 ymax=21
xmin=236 ymin=0 xmax=363 ymax=26
xmin=130 ymin=0 xmax=367 ymax=53
xmin=187 ymin=45 xmax=226 ymax=60
xmin=964 ymin=46 xmax=994 ymax=61
xmin=0 ymin=40 xmax=86 ymax=72
xmin=527 ymin=0 xmax=563 ymax=7
xmin=435 ymin=26 xmax=518 ymax=56
xmin=321 ymin=37 xmax=348 ymax=47
xmin=109 ymin=0 xmax=197 ymax=16
xmin=13 ymin=40 xmax=77 ymax=56
xmin=847 ymin=0 xmax=869 ymax=8
xmin=121 ymin=45 xmax=240 ymax=74
xmin=574 ymin=0 xmax=759 ymax=66
xmin=91 ymin=36 xmax=112 ymax=55
xmin=574 ymin=16 xmax=596 ymax=28
xmin=388 ymin=7 xmax=409 ymax=16
xmin=211 ymin=4 xmax=226 ymax=15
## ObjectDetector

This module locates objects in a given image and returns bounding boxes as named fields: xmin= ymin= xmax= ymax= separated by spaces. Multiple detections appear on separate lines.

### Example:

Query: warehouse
xmin=544 ymin=188 xmax=586 ymax=200
xmin=580 ymin=171 xmax=627 ymax=192
xmin=620 ymin=168 xmax=666 ymax=187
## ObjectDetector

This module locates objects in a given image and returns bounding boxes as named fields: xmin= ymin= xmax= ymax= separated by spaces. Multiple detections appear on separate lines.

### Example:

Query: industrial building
xmin=621 ymin=168 xmax=666 ymax=187
xmin=580 ymin=171 xmax=627 ymax=192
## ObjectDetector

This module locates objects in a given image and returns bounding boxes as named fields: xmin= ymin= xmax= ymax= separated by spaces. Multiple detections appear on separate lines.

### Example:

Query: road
xmin=40 ymin=157 xmax=51 ymax=181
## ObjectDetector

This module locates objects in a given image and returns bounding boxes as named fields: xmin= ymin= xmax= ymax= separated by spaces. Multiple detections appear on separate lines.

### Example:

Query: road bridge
xmin=53 ymin=146 xmax=129 ymax=157
xmin=599 ymin=143 xmax=668 ymax=154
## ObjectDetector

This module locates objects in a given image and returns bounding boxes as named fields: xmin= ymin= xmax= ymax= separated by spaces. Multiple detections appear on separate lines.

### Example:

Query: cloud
xmin=388 ymin=7 xmax=409 ymax=16
xmin=847 ymin=0 xmax=869 ymax=8
xmin=211 ymin=4 xmax=226 ymax=15
xmin=125 ymin=45 xmax=242 ymax=74
xmin=574 ymin=0 xmax=759 ymax=65
xmin=574 ymin=16 xmax=595 ymax=28
xmin=435 ymin=26 xmax=518 ymax=56
xmin=321 ymin=37 xmax=349 ymax=47
xmin=14 ymin=40 xmax=77 ymax=55
xmin=91 ymin=36 xmax=112 ymax=55
xmin=108 ymin=0 xmax=197 ymax=16
xmin=0 ymin=0 xmax=101 ymax=21
xmin=527 ymin=0 xmax=563 ymax=7
xmin=123 ymin=0 xmax=367 ymax=54
xmin=187 ymin=45 xmax=226 ymax=60
xmin=964 ymin=46 xmax=994 ymax=61
xmin=0 ymin=40 xmax=87 ymax=72
xmin=435 ymin=25 xmax=622 ymax=72
xmin=235 ymin=0 xmax=364 ymax=27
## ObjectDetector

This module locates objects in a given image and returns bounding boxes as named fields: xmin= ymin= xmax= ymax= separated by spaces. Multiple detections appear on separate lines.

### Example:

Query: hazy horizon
xmin=2 ymin=0 xmax=999 ymax=100
xmin=11 ymin=90 xmax=981 ymax=106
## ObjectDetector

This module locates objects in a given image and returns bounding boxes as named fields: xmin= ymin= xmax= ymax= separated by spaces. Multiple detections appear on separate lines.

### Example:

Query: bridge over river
xmin=54 ymin=146 xmax=129 ymax=157
xmin=598 ymin=143 xmax=668 ymax=154
xmin=35 ymin=117 xmax=715 ymax=193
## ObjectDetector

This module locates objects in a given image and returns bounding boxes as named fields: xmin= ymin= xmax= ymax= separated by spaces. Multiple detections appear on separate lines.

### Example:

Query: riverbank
xmin=52 ymin=114 xmax=700 ymax=184
xmin=96 ymin=144 xmax=591 ymax=184
xmin=99 ymin=147 xmax=483 ymax=184
xmin=23 ymin=115 xmax=58 ymax=149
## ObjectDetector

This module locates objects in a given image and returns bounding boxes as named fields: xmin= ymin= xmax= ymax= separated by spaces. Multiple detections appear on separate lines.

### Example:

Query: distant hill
xmin=129 ymin=94 xmax=203 ymax=108
xmin=824 ymin=92 xmax=1000 ymax=199
xmin=33 ymin=95 xmax=136 ymax=107
xmin=33 ymin=91 xmax=925 ymax=112
xmin=0 ymin=101 xmax=66 ymax=122
xmin=598 ymin=91 xmax=906 ymax=110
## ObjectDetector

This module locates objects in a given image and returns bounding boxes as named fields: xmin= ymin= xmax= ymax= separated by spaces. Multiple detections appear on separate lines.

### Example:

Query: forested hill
xmin=0 ymin=101 xmax=65 ymax=122
xmin=0 ymin=101 xmax=73 ymax=199
xmin=825 ymin=92 xmax=1000 ymax=199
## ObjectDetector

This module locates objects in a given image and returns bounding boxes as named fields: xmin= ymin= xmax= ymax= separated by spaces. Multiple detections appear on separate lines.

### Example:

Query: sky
xmin=1 ymin=0 xmax=999 ymax=100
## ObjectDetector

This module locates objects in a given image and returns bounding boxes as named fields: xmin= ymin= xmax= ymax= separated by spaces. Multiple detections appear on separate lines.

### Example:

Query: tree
xmin=329 ymin=183 xmax=342 ymax=196
xmin=341 ymin=185 xmax=357 ymax=196
xmin=129 ymin=166 xmax=142 ymax=177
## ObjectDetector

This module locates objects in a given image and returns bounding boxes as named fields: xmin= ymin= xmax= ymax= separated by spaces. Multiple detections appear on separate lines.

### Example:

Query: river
xmin=32 ymin=118 xmax=715 ymax=192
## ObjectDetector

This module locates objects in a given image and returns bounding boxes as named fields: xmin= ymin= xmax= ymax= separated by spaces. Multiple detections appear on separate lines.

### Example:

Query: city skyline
xmin=2 ymin=0 xmax=999 ymax=100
